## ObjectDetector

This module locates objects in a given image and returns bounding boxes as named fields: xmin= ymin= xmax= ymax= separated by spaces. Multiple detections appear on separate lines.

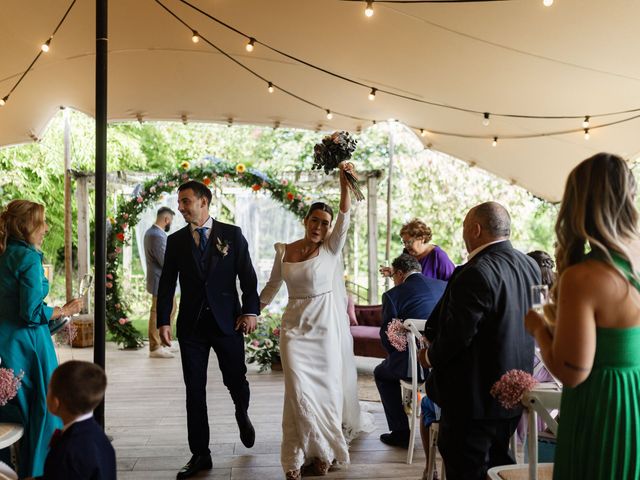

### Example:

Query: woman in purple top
xmin=381 ymin=218 xmax=455 ymax=281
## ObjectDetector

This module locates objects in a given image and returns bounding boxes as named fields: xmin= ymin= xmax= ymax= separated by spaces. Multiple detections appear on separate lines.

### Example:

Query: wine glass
xmin=531 ymin=285 xmax=549 ymax=314
xmin=75 ymin=274 xmax=93 ymax=315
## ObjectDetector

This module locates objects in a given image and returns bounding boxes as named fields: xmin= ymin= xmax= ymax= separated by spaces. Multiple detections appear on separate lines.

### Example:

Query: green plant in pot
xmin=245 ymin=313 xmax=281 ymax=372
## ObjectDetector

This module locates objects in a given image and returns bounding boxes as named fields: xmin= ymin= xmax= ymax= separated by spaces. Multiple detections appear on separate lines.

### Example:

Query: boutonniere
xmin=216 ymin=237 xmax=230 ymax=257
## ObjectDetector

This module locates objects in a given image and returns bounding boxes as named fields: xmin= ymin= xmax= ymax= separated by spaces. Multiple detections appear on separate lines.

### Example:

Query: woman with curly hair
xmin=525 ymin=153 xmax=640 ymax=479
xmin=381 ymin=218 xmax=455 ymax=281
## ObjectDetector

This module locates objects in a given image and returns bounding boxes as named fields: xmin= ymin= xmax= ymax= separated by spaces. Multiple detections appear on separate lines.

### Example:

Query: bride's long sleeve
xmin=259 ymin=242 xmax=286 ymax=306
xmin=325 ymin=210 xmax=350 ymax=256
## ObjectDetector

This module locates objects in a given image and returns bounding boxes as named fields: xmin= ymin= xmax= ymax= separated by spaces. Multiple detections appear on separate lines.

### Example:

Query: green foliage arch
xmin=106 ymin=158 xmax=310 ymax=348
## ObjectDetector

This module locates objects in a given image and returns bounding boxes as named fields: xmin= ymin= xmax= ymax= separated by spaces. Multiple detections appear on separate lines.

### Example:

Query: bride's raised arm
xmin=326 ymin=165 xmax=352 ymax=255
xmin=259 ymin=243 xmax=285 ymax=309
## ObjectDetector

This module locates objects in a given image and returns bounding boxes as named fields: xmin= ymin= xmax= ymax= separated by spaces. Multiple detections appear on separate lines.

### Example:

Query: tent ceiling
xmin=1 ymin=0 xmax=639 ymax=201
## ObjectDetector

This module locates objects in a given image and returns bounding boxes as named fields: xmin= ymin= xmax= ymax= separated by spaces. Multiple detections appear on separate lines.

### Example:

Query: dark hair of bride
xmin=305 ymin=202 xmax=334 ymax=222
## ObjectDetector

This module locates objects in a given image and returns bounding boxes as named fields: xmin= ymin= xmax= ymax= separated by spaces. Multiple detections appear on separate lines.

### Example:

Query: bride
xmin=260 ymin=164 xmax=373 ymax=479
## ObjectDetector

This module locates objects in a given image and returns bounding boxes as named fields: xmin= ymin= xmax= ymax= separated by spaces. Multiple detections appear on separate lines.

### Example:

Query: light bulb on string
xmin=365 ymin=1 xmax=374 ymax=17
xmin=582 ymin=116 xmax=590 ymax=128
xmin=483 ymin=112 xmax=490 ymax=127
xmin=191 ymin=31 xmax=200 ymax=43
xmin=584 ymin=128 xmax=590 ymax=140
xmin=420 ymin=129 xmax=426 ymax=137
xmin=326 ymin=110 xmax=333 ymax=120
xmin=492 ymin=137 xmax=498 ymax=147
xmin=0 ymin=96 xmax=6 ymax=107
xmin=245 ymin=38 xmax=255 ymax=52
xmin=543 ymin=0 xmax=554 ymax=6
xmin=267 ymin=82 xmax=274 ymax=93
xmin=368 ymin=88 xmax=377 ymax=101
xmin=41 ymin=38 xmax=51 ymax=52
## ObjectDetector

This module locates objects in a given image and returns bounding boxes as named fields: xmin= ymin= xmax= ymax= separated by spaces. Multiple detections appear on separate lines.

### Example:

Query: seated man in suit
xmin=374 ymin=254 xmax=447 ymax=448
xmin=40 ymin=360 xmax=116 ymax=480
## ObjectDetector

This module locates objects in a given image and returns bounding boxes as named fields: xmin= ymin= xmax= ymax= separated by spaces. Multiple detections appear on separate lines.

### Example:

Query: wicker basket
xmin=71 ymin=315 xmax=94 ymax=348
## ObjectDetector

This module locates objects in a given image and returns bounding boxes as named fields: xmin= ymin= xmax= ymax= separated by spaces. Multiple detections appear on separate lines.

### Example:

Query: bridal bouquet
xmin=312 ymin=131 xmax=365 ymax=201
xmin=490 ymin=369 xmax=537 ymax=409
xmin=0 ymin=359 xmax=23 ymax=406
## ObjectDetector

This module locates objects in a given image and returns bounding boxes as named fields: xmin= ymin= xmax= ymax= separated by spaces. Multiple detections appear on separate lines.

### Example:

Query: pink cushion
xmin=347 ymin=295 xmax=358 ymax=326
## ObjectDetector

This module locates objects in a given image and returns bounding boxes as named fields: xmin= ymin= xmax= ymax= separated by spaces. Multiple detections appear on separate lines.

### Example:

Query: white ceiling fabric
xmin=1 ymin=0 xmax=639 ymax=201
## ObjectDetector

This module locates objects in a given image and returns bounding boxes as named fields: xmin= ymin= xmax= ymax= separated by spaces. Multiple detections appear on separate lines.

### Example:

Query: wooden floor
xmin=57 ymin=343 xmax=431 ymax=480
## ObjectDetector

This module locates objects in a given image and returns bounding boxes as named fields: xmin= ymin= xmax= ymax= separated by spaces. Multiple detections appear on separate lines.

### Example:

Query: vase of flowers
xmin=244 ymin=313 xmax=281 ymax=372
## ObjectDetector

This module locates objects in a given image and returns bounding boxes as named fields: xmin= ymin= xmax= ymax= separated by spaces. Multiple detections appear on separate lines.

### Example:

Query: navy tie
xmin=196 ymin=227 xmax=208 ymax=254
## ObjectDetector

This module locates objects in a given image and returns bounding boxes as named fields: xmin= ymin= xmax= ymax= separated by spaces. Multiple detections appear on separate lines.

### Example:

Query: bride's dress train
xmin=260 ymin=210 xmax=374 ymax=473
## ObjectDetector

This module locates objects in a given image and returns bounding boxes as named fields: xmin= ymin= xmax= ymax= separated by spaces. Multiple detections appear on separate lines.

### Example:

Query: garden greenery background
xmin=0 ymin=109 xmax=562 ymax=338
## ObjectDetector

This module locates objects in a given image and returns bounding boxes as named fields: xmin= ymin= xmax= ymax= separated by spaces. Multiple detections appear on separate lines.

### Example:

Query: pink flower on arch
xmin=118 ymin=318 xmax=128 ymax=325
xmin=136 ymin=196 xmax=143 ymax=203
xmin=280 ymin=179 xmax=289 ymax=186
xmin=106 ymin=273 xmax=113 ymax=280
xmin=122 ymin=213 xmax=129 ymax=220
xmin=273 ymin=327 xmax=280 ymax=337
xmin=115 ymin=247 xmax=122 ymax=254
xmin=106 ymin=282 xmax=113 ymax=289
xmin=251 ymin=340 xmax=260 ymax=347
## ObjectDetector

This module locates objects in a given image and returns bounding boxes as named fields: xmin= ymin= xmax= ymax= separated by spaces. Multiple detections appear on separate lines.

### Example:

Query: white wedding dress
xmin=260 ymin=210 xmax=374 ymax=472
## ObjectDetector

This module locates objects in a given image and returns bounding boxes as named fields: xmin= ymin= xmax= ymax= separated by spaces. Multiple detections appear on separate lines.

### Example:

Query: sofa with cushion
xmin=347 ymin=299 xmax=387 ymax=359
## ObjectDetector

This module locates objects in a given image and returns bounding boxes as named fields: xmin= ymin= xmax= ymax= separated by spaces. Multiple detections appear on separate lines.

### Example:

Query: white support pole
xmin=367 ymin=175 xmax=378 ymax=304
xmin=76 ymin=175 xmax=91 ymax=312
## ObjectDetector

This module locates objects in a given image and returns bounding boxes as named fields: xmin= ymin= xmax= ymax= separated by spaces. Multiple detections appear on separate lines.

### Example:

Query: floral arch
xmin=106 ymin=158 xmax=311 ymax=348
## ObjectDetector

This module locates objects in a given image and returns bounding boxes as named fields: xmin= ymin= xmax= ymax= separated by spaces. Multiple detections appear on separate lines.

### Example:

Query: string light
xmin=365 ymin=1 xmax=374 ymax=17
xmin=181 ymin=114 xmax=188 ymax=125
xmin=41 ymin=38 xmax=52 ymax=53
xmin=191 ymin=30 xmax=200 ymax=43
xmin=136 ymin=113 xmax=144 ymax=124
xmin=420 ymin=129 xmax=427 ymax=137
xmin=267 ymin=82 xmax=274 ymax=93
xmin=368 ymin=88 xmax=377 ymax=101
xmin=582 ymin=116 xmax=590 ymax=128
xmin=245 ymin=37 xmax=255 ymax=52
xmin=227 ymin=117 xmax=233 ymax=127
xmin=492 ymin=137 xmax=498 ymax=147
xmin=326 ymin=110 xmax=333 ymax=120
xmin=584 ymin=128 xmax=590 ymax=140
xmin=543 ymin=0 xmax=554 ymax=6
xmin=274 ymin=120 xmax=280 ymax=130
xmin=0 ymin=96 xmax=7 ymax=107
xmin=483 ymin=112 xmax=490 ymax=126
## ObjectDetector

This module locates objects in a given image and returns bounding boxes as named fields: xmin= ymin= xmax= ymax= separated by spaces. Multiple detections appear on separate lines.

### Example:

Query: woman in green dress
xmin=0 ymin=200 xmax=82 ymax=477
xmin=526 ymin=153 xmax=640 ymax=479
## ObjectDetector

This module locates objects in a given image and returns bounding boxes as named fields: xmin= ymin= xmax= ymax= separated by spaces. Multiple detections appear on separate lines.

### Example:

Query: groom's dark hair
xmin=305 ymin=202 xmax=334 ymax=222
xmin=178 ymin=180 xmax=212 ymax=206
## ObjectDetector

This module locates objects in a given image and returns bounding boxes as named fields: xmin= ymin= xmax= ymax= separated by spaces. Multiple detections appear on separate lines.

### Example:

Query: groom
xmin=157 ymin=180 xmax=260 ymax=479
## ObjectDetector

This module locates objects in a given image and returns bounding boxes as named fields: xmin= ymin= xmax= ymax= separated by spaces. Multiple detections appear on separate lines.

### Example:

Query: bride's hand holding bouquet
xmin=313 ymin=131 xmax=364 ymax=201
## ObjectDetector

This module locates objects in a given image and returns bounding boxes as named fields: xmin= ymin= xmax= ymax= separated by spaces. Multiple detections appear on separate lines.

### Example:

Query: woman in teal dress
xmin=0 ymin=200 xmax=82 ymax=477
xmin=526 ymin=153 xmax=640 ymax=479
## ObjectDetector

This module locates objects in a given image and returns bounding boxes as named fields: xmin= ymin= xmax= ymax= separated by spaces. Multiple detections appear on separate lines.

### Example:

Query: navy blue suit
xmin=374 ymin=273 xmax=446 ymax=433
xmin=157 ymin=220 xmax=260 ymax=455
xmin=41 ymin=418 xmax=115 ymax=480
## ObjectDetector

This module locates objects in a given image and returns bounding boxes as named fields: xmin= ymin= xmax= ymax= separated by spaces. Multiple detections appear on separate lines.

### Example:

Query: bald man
xmin=419 ymin=202 xmax=541 ymax=480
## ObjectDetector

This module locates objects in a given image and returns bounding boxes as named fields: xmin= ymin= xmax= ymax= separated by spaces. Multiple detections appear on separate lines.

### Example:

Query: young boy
xmin=40 ymin=361 xmax=116 ymax=480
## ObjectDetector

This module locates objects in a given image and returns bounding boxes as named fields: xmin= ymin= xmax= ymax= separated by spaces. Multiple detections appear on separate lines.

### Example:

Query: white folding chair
xmin=399 ymin=318 xmax=427 ymax=465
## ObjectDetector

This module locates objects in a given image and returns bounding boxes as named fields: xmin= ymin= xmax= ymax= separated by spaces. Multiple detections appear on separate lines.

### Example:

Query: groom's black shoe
xmin=176 ymin=454 xmax=212 ymax=479
xmin=380 ymin=431 xmax=410 ymax=448
xmin=235 ymin=410 xmax=255 ymax=448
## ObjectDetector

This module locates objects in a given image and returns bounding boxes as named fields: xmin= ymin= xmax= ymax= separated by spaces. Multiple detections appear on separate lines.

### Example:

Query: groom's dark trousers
xmin=157 ymin=220 xmax=260 ymax=456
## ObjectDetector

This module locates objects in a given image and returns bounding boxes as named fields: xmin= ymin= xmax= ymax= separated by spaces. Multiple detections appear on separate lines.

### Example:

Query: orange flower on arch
xmin=203 ymin=177 xmax=212 ymax=186
xmin=286 ymin=192 xmax=294 ymax=201
xmin=251 ymin=184 xmax=261 ymax=191
xmin=116 ymin=232 xmax=125 ymax=242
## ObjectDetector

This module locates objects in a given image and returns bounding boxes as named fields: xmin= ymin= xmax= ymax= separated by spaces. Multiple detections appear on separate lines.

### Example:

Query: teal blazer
xmin=0 ymin=239 xmax=62 ymax=477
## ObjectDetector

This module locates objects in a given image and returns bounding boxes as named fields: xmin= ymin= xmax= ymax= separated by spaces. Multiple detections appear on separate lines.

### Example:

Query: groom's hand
xmin=159 ymin=325 xmax=172 ymax=347
xmin=235 ymin=315 xmax=257 ymax=334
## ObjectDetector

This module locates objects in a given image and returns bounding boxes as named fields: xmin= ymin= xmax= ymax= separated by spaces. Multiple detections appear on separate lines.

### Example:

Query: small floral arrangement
xmin=244 ymin=313 xmax=281 ymax=372
xmin=387 ymin=319 xmax=408 ymax=351
xmin=0 ymin=359 xmax=23 ymax=406
xmin=54 ymin=322 xmax=78 ymax=347
xmin=490 ymin=369 xmax=538 ymax=410
xmin=216 ymin=237 xmax=230 ymax=257
xmin=312 ymin=131 xmax=364 ymax=201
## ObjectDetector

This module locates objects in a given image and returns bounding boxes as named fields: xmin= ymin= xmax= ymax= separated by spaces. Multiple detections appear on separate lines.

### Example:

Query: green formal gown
xmin=0 ymin=239 xmax=62 ymax=477
xmin=553 ymin=254 xmax=640 ymax=479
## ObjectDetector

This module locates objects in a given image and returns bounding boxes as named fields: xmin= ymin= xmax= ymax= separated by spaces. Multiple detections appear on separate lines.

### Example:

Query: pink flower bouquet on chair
xmin=490 ymin=369 xmax=537 ymax=410
xmin=387 ymin=319 xmax=408 ymax=351
xmin=0 ymin=359 xmax=23 ymax=406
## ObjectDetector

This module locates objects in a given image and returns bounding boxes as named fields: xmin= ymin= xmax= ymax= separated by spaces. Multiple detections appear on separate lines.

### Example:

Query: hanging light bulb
xmin=543 ymin=0 xmax=554 ymax=6
xmin=582 ymin=115 xmax=590 ymax=128
xmin=191 ymin=31 xmax=200 ymax=43
xmin=41 ymin=38 xmax=51 ymax=53
xmin=420 ymin=129 xmax=426 ymax=137
xmin=0 ymin=96 xmax=6 ymax=107
xmin=483 ymin=112 xmax=490 ymax=127
xmin=245 ymin=37 xmax=255 ymax=52
xmin=492 ymin=137 xmax=498 ymax=147
xmin=368 ymin=88 xmax=377 ymax=101
xmin=584 ymin=128 xmax=590 ymax=140
xmin=326 ymin=110 xmax=333 ymax=120
xmin=365 ymin=1 xmax=374 ymax=17
xmin=267 ymin=82 xmax=275 ymax=93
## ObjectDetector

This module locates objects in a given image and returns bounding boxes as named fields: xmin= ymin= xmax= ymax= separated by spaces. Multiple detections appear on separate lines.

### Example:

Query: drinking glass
xmin=531 ymin=284 xmax=549 ymax=315
xmin=75 ymin=274 xmax=93 ymax=315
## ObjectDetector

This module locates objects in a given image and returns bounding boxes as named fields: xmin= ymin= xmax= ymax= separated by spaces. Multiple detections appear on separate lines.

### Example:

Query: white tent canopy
xmin=2 ymin=0 xmax=640 ymax=201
